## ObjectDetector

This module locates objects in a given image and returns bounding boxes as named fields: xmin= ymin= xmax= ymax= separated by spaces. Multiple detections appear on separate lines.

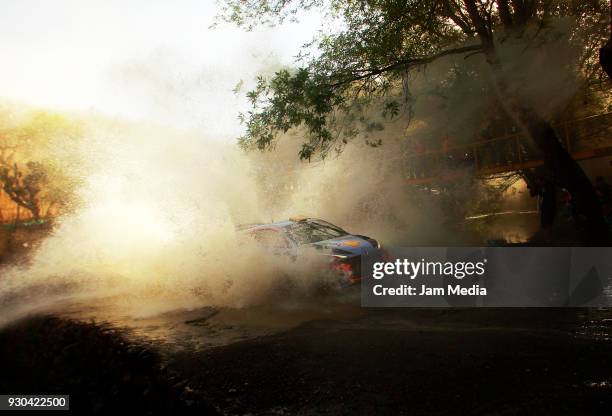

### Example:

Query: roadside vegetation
xmin=0 ymin=107 xmax=83 ymax=222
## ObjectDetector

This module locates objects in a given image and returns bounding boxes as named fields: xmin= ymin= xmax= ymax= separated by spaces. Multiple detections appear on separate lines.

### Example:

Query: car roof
xmin=245 ymin=218 xmax=314 ymax=231
xmin=253 ymin=220 xmax=296 ymax=229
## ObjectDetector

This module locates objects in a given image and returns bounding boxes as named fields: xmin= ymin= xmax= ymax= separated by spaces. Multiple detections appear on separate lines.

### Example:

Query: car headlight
xmin=367 ymin=238 xmax=381 ymax=249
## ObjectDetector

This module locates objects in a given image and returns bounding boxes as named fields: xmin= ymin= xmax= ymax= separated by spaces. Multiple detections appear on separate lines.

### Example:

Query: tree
xmin=0 ymin=110 xmax=82 ymax=220
xmin=0 ymin=161 xmax=46 ymax=220
xmin=220 ymin=0 xmax=611 ymax=243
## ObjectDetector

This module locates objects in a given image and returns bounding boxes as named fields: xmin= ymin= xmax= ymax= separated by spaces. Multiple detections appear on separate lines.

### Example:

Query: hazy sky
xmin=0 ymin=0 xmax=321 ymax=139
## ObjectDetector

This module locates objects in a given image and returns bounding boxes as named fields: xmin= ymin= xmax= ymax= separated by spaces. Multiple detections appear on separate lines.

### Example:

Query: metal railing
xmin=403 ymin=112 xmax=612 ymax=181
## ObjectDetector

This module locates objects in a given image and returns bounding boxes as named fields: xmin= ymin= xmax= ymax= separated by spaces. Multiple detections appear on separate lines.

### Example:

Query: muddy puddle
xmin=3 ymin=267 xmax=612 ymax=358
xmin=460 ymin=211 xmax=540 ymax=244
xmin=39 ymin=289 xmax=364 ymax=354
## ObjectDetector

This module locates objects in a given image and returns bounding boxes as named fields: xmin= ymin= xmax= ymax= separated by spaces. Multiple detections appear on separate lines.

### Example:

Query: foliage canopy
xmin=219 ymin=0 xmax=609 ymax=160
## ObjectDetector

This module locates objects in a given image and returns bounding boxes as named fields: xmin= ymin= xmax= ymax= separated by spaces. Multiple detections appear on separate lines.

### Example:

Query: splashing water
xmin=0 ymin=120 xmax=322 ymax=324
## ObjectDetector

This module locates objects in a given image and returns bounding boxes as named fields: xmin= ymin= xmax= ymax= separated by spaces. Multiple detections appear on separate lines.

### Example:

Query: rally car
xmin=238 ymin=216 xmax=382 ymax=284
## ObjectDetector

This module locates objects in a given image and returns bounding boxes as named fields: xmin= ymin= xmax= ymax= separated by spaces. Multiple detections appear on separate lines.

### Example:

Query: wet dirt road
xmin=4 ymin=287 xmax=612 ymax=415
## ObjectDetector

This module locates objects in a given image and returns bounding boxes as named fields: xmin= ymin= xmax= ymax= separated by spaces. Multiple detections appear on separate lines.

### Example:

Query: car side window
xmin=252 ymin=229 xmax=290 ymax=249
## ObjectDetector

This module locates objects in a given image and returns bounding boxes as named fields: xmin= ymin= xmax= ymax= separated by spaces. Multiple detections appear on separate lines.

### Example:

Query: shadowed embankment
xmin=2 ymin=298 xmax=612 ymax=414
xmin=0 ymin=316 xmax=218 ymax=415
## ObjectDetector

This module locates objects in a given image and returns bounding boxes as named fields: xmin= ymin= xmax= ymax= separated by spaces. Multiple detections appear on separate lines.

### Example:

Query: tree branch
xmin=329 ymin=44 xmax=483 ymax=88
xmin=463 ymin=0 xmax=495 ymax=54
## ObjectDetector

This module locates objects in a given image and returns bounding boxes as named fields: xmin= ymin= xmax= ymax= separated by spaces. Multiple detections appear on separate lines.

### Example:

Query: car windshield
xmin=285 ymin=220 xmax=349 ymax=245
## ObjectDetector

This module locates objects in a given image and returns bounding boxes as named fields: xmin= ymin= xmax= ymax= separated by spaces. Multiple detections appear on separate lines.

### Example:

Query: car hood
xmin=308 ymin=234 xmax=376 ymax=256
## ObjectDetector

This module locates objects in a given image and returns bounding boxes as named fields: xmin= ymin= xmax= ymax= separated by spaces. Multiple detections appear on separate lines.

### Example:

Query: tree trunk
xmin=599 ymin=40 xmax=612 ymax=79
xmin=461 ymin=0 xmax=610 ymax=244
xmin=488 ymin=57 xmax=610 ymax=244
xmin=529 ymin=115 xmax=607 ymax=243
xmin=600 ymin=0 xmax=612 ymax=79
xmin=29 ymin=204 xmax=40 ymax=221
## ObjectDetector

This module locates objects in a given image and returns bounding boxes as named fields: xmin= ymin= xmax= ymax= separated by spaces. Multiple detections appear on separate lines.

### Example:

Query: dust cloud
xmin=0 ymin=18 xmax=585 ymax=324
